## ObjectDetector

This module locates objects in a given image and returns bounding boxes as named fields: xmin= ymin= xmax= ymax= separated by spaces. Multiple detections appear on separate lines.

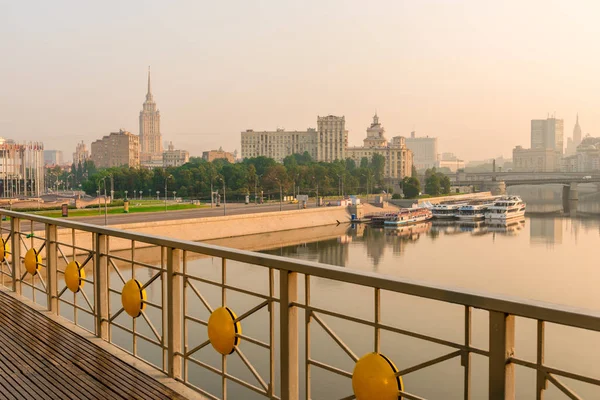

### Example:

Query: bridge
xmin=0 ymin=209 xmax=598 ymax=399
xmin=452 ymin=177 xmax=600 ymax=187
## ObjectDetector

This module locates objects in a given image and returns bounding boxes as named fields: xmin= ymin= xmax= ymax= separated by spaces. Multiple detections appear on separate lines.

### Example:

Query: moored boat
xmin=431 ymin=202 xmax=466 ymax=219
xmin=484 ymin=196 xmax=526 ymax=221
xmin=456 ymin=200 xmax=495 ymax=221
xmin=383 ymin=208 xmax=433 ymax=226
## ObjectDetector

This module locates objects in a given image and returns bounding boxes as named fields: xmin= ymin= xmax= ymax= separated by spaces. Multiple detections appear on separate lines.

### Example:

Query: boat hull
xmin=384 ymin=215 xmax=431 ymax=226
xmin=485 ymin=209 xmax=526 ymax=220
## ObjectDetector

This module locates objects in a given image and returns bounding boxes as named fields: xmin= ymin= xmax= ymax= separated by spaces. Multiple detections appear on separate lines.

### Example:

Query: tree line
xmin=47 ymin=153 xmax=453 ymax=200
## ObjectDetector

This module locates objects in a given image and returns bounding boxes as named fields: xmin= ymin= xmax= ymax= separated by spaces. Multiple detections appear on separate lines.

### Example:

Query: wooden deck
xmin=0 ymin=291 xmax=187 ymax=400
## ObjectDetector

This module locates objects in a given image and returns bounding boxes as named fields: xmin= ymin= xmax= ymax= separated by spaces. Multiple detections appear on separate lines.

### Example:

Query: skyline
xmin=1 ymin=0 xmax=599 ymax=161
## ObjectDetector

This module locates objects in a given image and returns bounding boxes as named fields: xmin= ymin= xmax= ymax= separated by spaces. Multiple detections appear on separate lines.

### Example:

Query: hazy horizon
xmin=1 ymin=0 xmax=598 ymax=162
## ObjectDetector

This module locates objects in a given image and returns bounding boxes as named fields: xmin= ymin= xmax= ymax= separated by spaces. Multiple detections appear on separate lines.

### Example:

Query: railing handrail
xmin=2 ymin=209 xmax=600 ymax=334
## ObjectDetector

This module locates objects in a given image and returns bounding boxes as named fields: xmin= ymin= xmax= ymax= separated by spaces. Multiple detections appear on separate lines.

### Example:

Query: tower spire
xmin=146 ymin=66 xmax=153 ymax=101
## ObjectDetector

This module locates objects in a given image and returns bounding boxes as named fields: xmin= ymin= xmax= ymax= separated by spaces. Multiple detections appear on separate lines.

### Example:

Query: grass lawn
xmin=33 ymin=203 xmax=205 ymax=218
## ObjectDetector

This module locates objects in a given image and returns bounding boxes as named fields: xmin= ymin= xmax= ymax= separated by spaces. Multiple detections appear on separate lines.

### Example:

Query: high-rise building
xmin=73 ymin=141 xmax=89 ymax=165
xmin=531 ymin=117 xmax=564 ymax=153
xmin=139 ymin=67 xmax=162 ymax=163
xmin=346 ymin=115 xmax=413 ymax=179
xmin=91 ymin=130 xmax=140 ymax=168
xmin=316 ymin=115 xmax=347 ymax=162
xmin=405 ymin=131 xmax=438 ymax=170
xmin=163 ymin=142 xmax=190 ymax=167
xmin=43 ymin=150 xmax=63 ymax=166
xmin=565 ymin=114 xmax=583 ymax=156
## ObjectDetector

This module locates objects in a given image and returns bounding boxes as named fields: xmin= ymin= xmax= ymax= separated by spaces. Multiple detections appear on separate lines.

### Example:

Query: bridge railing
xmin=0 ymin=209 xmax=599 ymax=399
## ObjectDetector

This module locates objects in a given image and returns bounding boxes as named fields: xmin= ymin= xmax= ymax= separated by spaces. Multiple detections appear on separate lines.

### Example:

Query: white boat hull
xmin=485 ymin=209 xmax=526 ymax=220
xmin=384 ymin=214 xmax=431 ymax=226
xmin=432 ymin=213 xmax=457 ymax=219
xmin=456 ymin=213 xmax=486 ymax=220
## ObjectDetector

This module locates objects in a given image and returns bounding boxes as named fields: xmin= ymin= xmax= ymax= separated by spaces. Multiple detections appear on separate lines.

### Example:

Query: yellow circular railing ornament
xmin=0 ymin=238 xmax=7 ymax=263
xmin=64 ymin=261 xmax=85 ymax=293
xmin=352 ymin=352 xmax=403 ymax=400
xmin=24 ymin=248 xmax=41 ymax=275
xmin=121 ymin=279 xmax=147 ymax=318
xmin=207 ymin=306 xmax=242 ymax=355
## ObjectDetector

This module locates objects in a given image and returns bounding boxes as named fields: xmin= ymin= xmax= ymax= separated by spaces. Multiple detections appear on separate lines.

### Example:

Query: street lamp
xmin=313 ymin=176 xmax=319 ymax=207
xmin=124 ymin=190 xmax=128 ymax=200
xmin=275 ymin=177 xmax=283 ymax=211
xmin=219 ymin=177 xmax=226 ymax=216
xmin=255 ymin=174 xmax=263 ymax=205
xmin=173 ymin=191 xmax=176 ymax=201
xmin=164 ymin=174 xmax=173 ymax=212
xmin=96 ymin=190 xmax=100 ymax=214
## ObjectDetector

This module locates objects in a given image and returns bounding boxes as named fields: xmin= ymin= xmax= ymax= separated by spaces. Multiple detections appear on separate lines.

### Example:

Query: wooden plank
xmin=0 ymin=292 xmax=187 ymax=400
xmin=0 ymin=296 xmax=176 ymax=398
xmin=0 ymin=297 xmax=173 ymax=400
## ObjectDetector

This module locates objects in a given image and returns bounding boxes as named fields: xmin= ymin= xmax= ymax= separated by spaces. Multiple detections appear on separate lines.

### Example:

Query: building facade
xmin=531 ymin=117 xmax=564 ymax=153
xmin=139 ymin=68 xmax=162 ymax=163
xmin=316 ymin=115 xmax=347 ymax=162
xmin=73 ymin=141 xmax=89 ymax=165
xmin=91 ymin=130 xmax=140 ymax=168
xmin=436 ymin=152 xmax=466 ymax=173
xmin=561 ymin=136 xmax=600 ymax=172
xmin=346 ymin=115 xmax=413 ymax=179
xmin=512 ymin=146 xmax=558 ymax=172
xmin=163 ymin=142 xmax=190 ymax=167
xmin=405 ymin=132 xmax=438 ymax=171
xmin=0 ymin=138 xmax=45 ymax=197
xmin=43 ymin=150 xmax=63 ymax=166
xmin=202 ymin=147 xmax=235 ymax=163
xmin=241 ymin=115 xmax=347 ymax=163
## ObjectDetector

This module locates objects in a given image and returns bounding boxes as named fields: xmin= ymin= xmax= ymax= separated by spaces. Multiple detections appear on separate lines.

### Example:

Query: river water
xmin=54 ymin=185 xmax=600 ymax=399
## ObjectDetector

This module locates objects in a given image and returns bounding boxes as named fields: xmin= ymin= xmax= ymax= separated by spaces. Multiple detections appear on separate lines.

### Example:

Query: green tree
xmin=425 ymin=173 xmax=441 ymax=196
xmin=440 ymin=174 xmax=451 ymax=194
xmin=402 ymin=177 xmax=420 ymax=198
xmin=411 ymin=164 xmax=418 ymax=178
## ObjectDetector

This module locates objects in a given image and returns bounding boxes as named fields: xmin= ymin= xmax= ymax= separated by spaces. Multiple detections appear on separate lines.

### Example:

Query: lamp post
xmin=313 ymin=176 xmax=319 ymax=207
xmin=210 ymin=176 xmax=214 ymax=208
xmin=156 ymin=191 xmax=160 ymax=201
xmin=164 ymin=174 xmax=173 ymax=212
xmin=97 ymin=190 xmax=100 ymax=214
xmin=275 ymin=178 xmax=283 ymax=211
xmin=124 ymin=190 xmax=128 ymax=200
xmin=254 ymin=174 xmax=262 ymax=205
xmin=173 ymin=191 xmax=176 ymax=201
xmin=220 ymin=177 xmax=226 ymax=216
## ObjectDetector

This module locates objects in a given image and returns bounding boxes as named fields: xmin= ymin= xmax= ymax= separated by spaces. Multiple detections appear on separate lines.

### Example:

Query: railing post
xmin=280 ymin=270 xmax=298 ymax=400
xmin=10 ymin=217 xmax=21 ymax=294
xmin=46 ymin=224 xmax=58 ymax=313
xmin=489 ymin=311 xmax=515 ymax=400
xmin=166 ymin=247 xmax=182 ymax=380
xmin=94 ymin=233 xmax=109 ymax=340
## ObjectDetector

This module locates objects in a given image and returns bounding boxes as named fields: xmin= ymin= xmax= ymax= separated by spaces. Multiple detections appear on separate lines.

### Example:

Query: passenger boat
xmin=431 ymin=202 xmax=466 ymax=219
xmin=456 ymin=200 xmax=495 ymax=221
xmin=383 ymin=208 xmax=432 ymax=226
xmin=484 ymin=196 xmax=526 ymax=221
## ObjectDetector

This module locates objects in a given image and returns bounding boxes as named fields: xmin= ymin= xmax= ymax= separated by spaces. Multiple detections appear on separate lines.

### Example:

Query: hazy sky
xmin=1 ymin=0 xmax=599 ymax=162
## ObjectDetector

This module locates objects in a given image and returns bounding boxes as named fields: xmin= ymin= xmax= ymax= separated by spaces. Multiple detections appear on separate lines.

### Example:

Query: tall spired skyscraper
xmin=139 ymin=67 xmax=162 ymax=162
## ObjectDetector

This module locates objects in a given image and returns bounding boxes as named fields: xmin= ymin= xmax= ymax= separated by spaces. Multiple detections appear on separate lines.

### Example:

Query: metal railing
xmin=0 ymin=209 xmax=599 ymax=399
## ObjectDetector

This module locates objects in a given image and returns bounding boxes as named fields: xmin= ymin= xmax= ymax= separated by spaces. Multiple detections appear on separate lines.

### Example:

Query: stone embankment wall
xmin=38 ymin=206 xmax=351 ymax=253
